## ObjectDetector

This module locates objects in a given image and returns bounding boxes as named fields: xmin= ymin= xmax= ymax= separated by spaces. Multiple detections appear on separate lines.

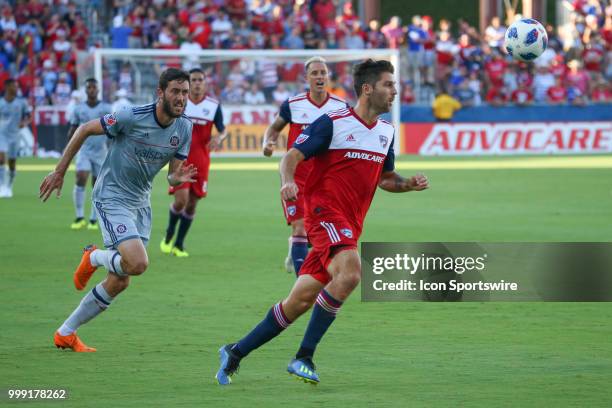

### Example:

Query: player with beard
xmin=40 ymin=68 xmax=196 ymax=352
xmin=216 ymin=60 xmax=429 ymax=385
xmin=262 ymin=57 xmax=348 ymax=276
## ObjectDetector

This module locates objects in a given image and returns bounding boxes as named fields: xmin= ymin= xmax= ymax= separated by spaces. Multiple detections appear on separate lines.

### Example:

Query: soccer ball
xmin=504 ymin=18 xmax=548 ymax=62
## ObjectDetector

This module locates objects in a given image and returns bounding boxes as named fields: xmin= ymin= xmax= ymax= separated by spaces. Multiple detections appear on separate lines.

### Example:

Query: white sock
xmin=287 ymin=235 xmax=292 ymax=258
xmin=73 ymin=185 xmax=85 ymax=218
xmin=58 ymin=283 xmax=114 ymax=335
xmin=90 ymin=249 xmax=126 ymax=276
xmin=0 ymin=165 xmax=5 ymax=188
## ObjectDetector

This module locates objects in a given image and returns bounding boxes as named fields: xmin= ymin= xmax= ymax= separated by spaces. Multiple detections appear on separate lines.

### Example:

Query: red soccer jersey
xmin=485 ymin=59 xmax=507 ymax=87
xmin=183 ymin=95 xmax=224 ymax=164
xmin=279 ymin=92 xmax=348 ymax=149
xmin=547 ymin=85 xmax=567 ymax=103
xmin=293 ymin=108 xmax=395 ymax=236
xmin=511 ymin=89 xmax=533 ymax=104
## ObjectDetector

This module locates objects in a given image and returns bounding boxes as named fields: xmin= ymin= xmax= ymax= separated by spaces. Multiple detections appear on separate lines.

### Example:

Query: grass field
xmin=1 ymin=156 xmax=612 ymax=407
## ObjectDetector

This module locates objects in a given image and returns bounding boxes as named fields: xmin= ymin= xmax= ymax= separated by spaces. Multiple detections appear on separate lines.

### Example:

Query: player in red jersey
xmin=161 ymin=68 xmax=226 ymax=257
xmin=216 ymin=59 xmax=429 ymax=385
xmin=262 ymin=56 xmax=348 ymax=276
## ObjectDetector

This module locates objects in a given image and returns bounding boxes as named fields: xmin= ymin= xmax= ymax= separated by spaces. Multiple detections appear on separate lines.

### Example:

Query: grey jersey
xmin=71 ymin=101 xmax=112 ymax=156
xmin=93 ymin=103 xmax=192 ymax=209
xmin=0 ymin=97 xmax=29 ymax=139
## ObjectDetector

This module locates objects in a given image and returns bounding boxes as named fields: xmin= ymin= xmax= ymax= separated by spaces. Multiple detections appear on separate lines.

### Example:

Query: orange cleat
xmin=73 ymin=245 xmax=98 ymax=291
xmin=54 ymin=331 xmax=96 ymax=352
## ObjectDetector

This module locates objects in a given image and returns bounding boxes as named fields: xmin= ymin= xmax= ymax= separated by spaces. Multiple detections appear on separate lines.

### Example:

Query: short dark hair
xmin=159 ymin=68 xmax=190 ymax=91
xmin=352 ymin=59 xmax=394 ymax=97
xmin=4 ymin=78 xmax=16 ymax=87
xmin=189 ymin=67 xmax=204 ymax=75
xmin=85 ymin=77 xmax=97 ymax=85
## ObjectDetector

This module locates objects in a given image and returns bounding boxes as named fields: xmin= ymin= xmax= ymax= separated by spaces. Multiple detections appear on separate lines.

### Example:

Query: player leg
xmin=71 ymin=153 xmax=91 ymax=229
xmin=289 ymin=219 xmax=308 ymax=276
xmin=216 ymin=271 xmax=324 ymax=385
xmin=162 ymin=186 xmax=188 ymax=253
xmin=172 ymin=190 xmax=201 ymax=257
xmin=5 ymin=137 xmax=19 ymax=197
xmin=0 ymin=149 xmax=6 ymax=197
xmin=87 ymin=158 xmax=104 ymax=230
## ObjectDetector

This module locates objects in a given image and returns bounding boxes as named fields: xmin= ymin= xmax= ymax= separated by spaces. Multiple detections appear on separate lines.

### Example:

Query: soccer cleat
xmin=73 ymin=245 xmax=98 ymax=290
xmin=4 ymin=185 xmax=12 ymax=198
xmin=87 ymin=220 xmax=99 ymax=231
xmin=287 ymin=358 xmax=319 ymax=384
xmin=284 ymin=256 xmax=295 ymax=274
xmin=71 ymin=218 xmax=87 ymax=230
xmin=54 ymin=331 xmax=96 ymax=352
xmin=171 ymin=247 xmax=189 ymax=258
xmin=0 ymin=185 xmax=9 ymax=198
xmin=216 ymin=344 xmax=241 ymax=385
xmin=160 ymin=238 xmax=173 ymax=254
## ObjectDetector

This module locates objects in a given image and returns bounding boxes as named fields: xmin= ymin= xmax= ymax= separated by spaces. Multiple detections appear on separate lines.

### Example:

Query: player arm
xmin=209 ymin=105 xmax=228 ymax=151
xmin=263 ymin=99 xmax=290 ymax=156
xmin=39 ymin=119 xmax=105 ymax=201
xmin=377 ymin=140 xmax=429 ymax=193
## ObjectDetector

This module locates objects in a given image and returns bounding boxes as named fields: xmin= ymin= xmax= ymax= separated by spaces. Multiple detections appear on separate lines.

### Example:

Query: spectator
xmin=401 ymin=82 xmax=415 ymax=104
xmin=226 ymin=0 xmax=247 ymax=21
xmin=282 ymin=27 xmax=305 ymax=49
xmin=41 ymin=59 xmax=58 ymax=97
xmin=301 ymin=20 xmax=319 ymax=49
xmin=381 ymin=16 xmax=403 ymax=49
xmin=485 ymin=86 xmax=508 ymax=106
xmin=143 ymin=8 xmax=162 ymax=48
xmin=211 ymin=9 xmax=233 ymax=48
xmin=110 ymin=15 xmax=133 ymax=49
xmin=484 ymin=16 xmax=506 ymax=50
xmin=565 ymin=59 xmax=590 ymax=95
xmin=547 ymin=76 xmax=568 ymax=104
xmin=467 ymin=71 xmax=482 ymax=105
xmin=272 ymin=82 xmax=290 ymax=105
xmin=220 ymin=79 xmax=244 ymax=104
xmin=0 ymin=7 xmax=17 ymax=32
xmin=407 ymin=15 xmax=425 ymax=84
xmin=112 ymin=88 xmax=132 ymax=112
xmin=313 ymin=0 xmax=336 ymax=33
xmin=345 ymin=22 xmax=365 ymax=49
xmin=340 ymin=2 xmax=359 ymax=27
xmin=52 ymin=72 xmax=72 ymax=105
xmin=590 ymin=80 xmax=612 ymax=103
xmin=227 ymin=64 xmax=246 ymax=86
xmin=567 ymin=85 xmax=586 ymax=105
xmin=180 ymin=35 xmax=202 ymax=71
xmin=65 ymin=89 xmax=82 ymax=122
xmin=258 ymin=58 xmax=279 ymax=102
xmin=52 ymin=28 xmax=72 ymax=61
xmin=189 ymin=12 xmax=211 ymax=48
xmin=32 ymin=77 xmax=48 ymax=106
xmin=157 ymin=22 xmax=177 ymax=49
xmin=71 ymin=16 xmax=89 ymax=51
xmin=244 ymin=82 xmax=265 ymax=105
xmin=533 ymin=66 xmax=556 ymax=102
xmin=582 ymin=36 xmax=605 ymax=74
xmin=511 ymin=82 xmax=534 ymax=106
xmin=118 ymin=63 xmax=133 ymax=93
xmin=365 ymin=19 xmax=386 ymax=49
xmin=421 ymin=15 xmax=436 ymax=85
xmin=432 ymin=89 xmax=462 ymax=121
xmin=484 ymin=50 xmax=508 ymax=89
xmin=453 ymin=79 xmax=477 ymax=106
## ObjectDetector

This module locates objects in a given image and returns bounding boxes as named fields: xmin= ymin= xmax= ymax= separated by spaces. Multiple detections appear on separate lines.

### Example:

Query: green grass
xmin=1 ymin=157 xmax=612 ymax=407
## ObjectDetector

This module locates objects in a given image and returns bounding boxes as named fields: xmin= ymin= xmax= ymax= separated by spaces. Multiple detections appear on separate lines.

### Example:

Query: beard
xmin=161 ymin=95 xmax=184 ymax=118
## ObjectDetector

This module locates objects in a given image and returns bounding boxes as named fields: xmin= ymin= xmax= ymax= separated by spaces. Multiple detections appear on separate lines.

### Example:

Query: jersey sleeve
xmin=69 ymin=106 xmax=80 ymax=126
xmin=100 ymin=106 xmax=134 ymax=139
xmin=175 ymin=120 xmax=193 ymax=160
xmin=213 ymin=105 xmax=225 ymax=132
xmin=292 ymin=114 xmax=333 ymax=160
xmin=383 ymin=135 xmax=395 ymax=172
xmin=278 ymin=99 xmax=291 ymax=123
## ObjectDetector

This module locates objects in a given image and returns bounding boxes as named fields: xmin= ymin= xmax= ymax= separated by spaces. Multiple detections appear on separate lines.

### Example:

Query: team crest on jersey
xmin=295 ymin=134 xmax=309 ymax=144
xmin=103 ymin=113 xmax=116 ymax=126
xmin=287 ymin=205 xmax=297 ymax=216
xmin=379 ymin=135 xmax=389 ymax=148
xmin=169 ymin=135 xmax=179 ymax=147
xmin=116 ymin=224 xmax=127 ymax=234
xmin=340 ymin=228 xmax=353 ymax=238
xmin=202 ymin=108 xmax=210 ymax=116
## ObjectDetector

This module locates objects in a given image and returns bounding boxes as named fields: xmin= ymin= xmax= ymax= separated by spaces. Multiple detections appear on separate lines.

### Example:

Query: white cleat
xmin=0 ymin=186 xmax=8 ymax=198
xmin=5 ymin=186 xmax=12 ymax=198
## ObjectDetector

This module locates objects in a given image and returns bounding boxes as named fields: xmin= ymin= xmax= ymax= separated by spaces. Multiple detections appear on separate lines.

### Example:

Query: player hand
xmin=174 ymin=163 xmax=198 ymax=183
xmin=263 ymin=139 xmax=276 ymax=157
xmin=208 ymin=136 xmax=223 ymax=152
xmin=408 ymin=173 xmax=429 ymax=191
xmin=39 ymin=170 xmax=65 ymax=202
xmin=280 ymin=181 xmax=299 ymax=201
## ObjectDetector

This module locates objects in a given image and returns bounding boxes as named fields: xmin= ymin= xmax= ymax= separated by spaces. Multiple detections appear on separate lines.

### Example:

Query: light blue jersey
xmin=94 ymin=103 xmax=192 ymax=209
xmin=71 ymin=101 xmax=112 ymax=157
xmin=0 ymin=97 xmax=29 ymax=140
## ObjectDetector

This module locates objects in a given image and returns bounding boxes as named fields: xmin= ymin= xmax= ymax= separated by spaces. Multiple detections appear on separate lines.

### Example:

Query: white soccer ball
xmin=504 ymin=18 xmax=548 ymax=62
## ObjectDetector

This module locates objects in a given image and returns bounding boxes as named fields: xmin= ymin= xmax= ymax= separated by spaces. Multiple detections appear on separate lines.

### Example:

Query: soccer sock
xmin=164 ymin=204 xmax=181 ymax=243
xmin=8 ymin=169 xmax=15 ymax=188
xmin=291 ymin=236 xmax=309 ymax=275
xmin=296 ymin=289 xmax=343 ymax=359
xmin=0 ymin=165 xmax=5 ymax=188
xmin=232 ymin=302 xmax=292 ymax=358
xmin=173 ymin=212 xmax=194 ymax=250
xmin=73 ymin=185 xmax=85 ymax=219
xmin=89 ymin=204 xmax=97 ymax=223
xmin=90 ymin=249 xmax=126 ymax=276
xmin=57 ymin=283 xmax=114 ymax=336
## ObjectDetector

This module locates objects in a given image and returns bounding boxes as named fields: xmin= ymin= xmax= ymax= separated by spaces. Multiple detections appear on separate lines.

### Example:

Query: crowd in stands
xmin=0 ymin=0 xmax=610 ymax=108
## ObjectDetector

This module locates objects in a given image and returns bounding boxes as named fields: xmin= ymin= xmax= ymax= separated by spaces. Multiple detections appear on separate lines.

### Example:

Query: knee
xmin=125 ymin=258 xmax=148 ymax=276
xmin=173 ymin=199 xmax=186 ymax=213
xmin=291 ymin=221 xmax=306 ymax=237
xmin=337 ymin=269 xmax=361 ymax=292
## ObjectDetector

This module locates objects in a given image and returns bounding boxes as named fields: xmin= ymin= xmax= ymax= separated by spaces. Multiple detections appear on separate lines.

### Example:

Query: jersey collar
xmin=307 ymin=91 xmax=329 ymax=108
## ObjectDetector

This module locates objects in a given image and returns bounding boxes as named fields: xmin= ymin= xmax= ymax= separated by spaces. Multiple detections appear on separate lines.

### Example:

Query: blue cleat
xmin=287 ymin=357 xmax=319 ymax=384
xmin=215 ymin=344 xmax=241 ymax=385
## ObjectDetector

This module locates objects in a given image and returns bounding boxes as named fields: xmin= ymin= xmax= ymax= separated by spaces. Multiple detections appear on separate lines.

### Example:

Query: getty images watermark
xmin=361 ymin=243 xmax=612 ymax=301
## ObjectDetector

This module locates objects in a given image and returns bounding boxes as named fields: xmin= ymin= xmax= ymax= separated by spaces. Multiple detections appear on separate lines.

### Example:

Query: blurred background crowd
xmin=0 ymin=0 xmax=610 ymax=107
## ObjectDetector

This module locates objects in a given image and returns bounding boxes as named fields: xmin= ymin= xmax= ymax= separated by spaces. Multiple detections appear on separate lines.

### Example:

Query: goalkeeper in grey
xmin=68 ymin=78 xmax=112 ymax=230
xmin=39 ymin=68 xmax=197 ymax=352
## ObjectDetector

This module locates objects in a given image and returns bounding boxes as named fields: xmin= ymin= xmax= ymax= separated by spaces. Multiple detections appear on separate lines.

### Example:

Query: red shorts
xmin=282 ymin=160 xmax=312 ymax=225
xmin=298 ymin=212 xmax=358 ymax=285
xmin=168 ymin=156 xmax=210 ymax=198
